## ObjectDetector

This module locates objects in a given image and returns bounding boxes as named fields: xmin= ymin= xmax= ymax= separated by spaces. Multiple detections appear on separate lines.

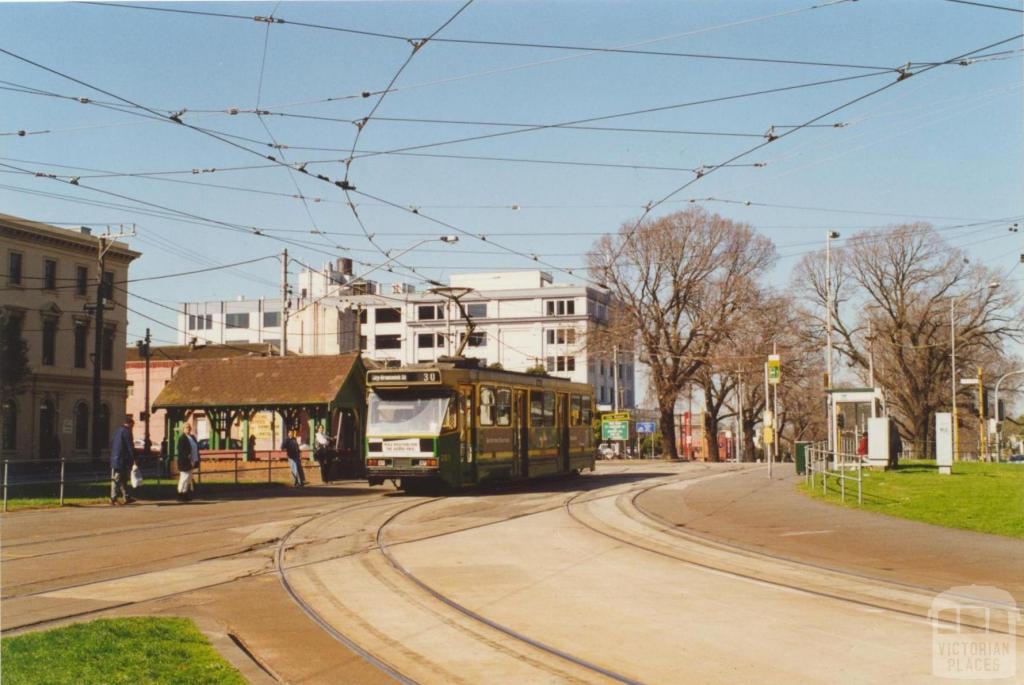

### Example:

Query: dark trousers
xmin=317 ymin=459 xmax=332 ymax=484
xmin=111 ymin=467 xmax=131 ymax=500
xmin=288 ymin=458 xmax=306 ymax=486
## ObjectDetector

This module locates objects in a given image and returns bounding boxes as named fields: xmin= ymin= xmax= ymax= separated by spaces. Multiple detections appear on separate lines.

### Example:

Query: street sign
xmin=636 ymin=421 xmax=656 ymax=433
xmin=601 ymin=420 xmax=630 ymax=441
xmin=960 ymin=378 xmax=979 ymax=385
xmin=603 ymin=411 xmax=631 ymax=421
xmin=768 ymin=354 xmax=781 ymax=385
xmin=763 ymin=426 xmax=774 ymax=444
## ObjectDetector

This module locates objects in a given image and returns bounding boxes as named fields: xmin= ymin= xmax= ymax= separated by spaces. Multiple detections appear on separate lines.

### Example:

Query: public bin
xmin=795 ymin=441 xmax=810 ymax=475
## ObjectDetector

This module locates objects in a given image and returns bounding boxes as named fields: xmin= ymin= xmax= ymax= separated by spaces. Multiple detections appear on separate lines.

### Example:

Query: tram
xmin=365 ymin=358 xmax=595 ymax=489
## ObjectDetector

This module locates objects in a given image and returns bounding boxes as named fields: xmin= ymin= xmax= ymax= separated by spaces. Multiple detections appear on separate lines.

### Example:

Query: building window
xmin=545 ymin=355 xmax=575 ymax=372
xmin=43 ymin=259 xmax=57 ymax=290
xmin=188 ymin=315 xmax=196 ymax=329
xmin=102 ymin=327 xmax=115 ymax=370
xmin=1 ymin=400 xmax=16 ymax=449
xmin=581 ymin=396 xmax=592 ymax=424
xmin=42 ymin=319 xmax=57 ymax=366
xmin=375 ymin=308 xmax=401 ymax=324
xmin=375 ymin=334 xmax=401 ymax=350
xmin=8 ymin=252 xmax=22 ymax=285
xmin=358 ymin=309 xmax=367 ymax=324
xmin=461 ymin=331 xmax=486 ymax=347
xmin=418 ymin=304 xmax=443 ymax=320
xmin=545 ymin=299 xmax=575 ymax=316
xmin=76 ymin=266 xmax=88 ymax=296
xmin=546 ymin=329 xmax=576 ymax=345
xmin=74 ymin=322 xmax=88 ymax=368
xmin=263 ymin=311 xmax=280 ymax=328
xmin=359 ymin=335 xmax=367 ymax=351
xmin=466 ymin=303 xmax=487 ymax=318
xmin=74 ymin=402 xmax=90 ymax=449
xmin=225 ymin=313 xmax=249 ymax=329
xmin=417 ymin=333 xmax=436 ymax=349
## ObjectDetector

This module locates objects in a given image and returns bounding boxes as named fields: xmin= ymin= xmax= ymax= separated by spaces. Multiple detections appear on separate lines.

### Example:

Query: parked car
xmin=597 ymin=443 xmax=617 ymax=460
xmin=1009 ymin=454 xmax=1024 ymax=464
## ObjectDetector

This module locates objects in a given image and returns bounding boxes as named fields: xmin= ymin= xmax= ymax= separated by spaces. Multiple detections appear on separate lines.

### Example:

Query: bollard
xmin=59 ymin=457 xmax=66 ymax=506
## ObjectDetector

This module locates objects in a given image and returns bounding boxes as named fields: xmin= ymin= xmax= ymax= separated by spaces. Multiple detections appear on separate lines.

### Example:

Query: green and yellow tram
xmin=365 ymin=359 xmax=595 ymax=489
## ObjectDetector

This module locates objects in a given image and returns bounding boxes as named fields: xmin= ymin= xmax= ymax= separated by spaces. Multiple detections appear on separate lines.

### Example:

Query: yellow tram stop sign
xmin=767 ymin=354 xmax=781 ymax=385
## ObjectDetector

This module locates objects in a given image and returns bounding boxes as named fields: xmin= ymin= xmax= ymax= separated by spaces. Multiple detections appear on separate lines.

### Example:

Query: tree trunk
xmin=705 ymin=411 xmax=721 ymax=462
xmin=659 ymin=404 xmax=678 ymax=459
xmin=742 ymin=412 xmax=757 ymax=462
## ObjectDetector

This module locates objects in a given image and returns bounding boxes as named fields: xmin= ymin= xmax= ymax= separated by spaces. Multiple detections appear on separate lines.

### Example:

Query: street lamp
xmin=994 ymin=369 xmax=1024 ymax=460
xmin=950 ymin=281 xmax=999 ymax=460
xmin=825 ymin=230 xmax=840 ymax=452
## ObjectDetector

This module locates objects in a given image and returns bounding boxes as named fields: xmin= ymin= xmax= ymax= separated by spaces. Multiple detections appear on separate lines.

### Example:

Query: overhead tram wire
xmin=600 ymin=32 xmax=1024 ymax=269
xmin=942 ymin=0 xmax=1024 ymax=12
xmin=338 ymin=0 xmax=474 ymax=274
xmin=77 ymin=0 xmax=901 ymax=72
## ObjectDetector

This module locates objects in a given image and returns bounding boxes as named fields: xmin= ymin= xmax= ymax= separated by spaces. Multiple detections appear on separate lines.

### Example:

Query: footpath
xmin=638 ymin=464 xmax=1024 ymax=600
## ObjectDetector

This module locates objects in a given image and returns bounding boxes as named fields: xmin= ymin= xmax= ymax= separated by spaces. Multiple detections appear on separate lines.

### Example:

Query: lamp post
xmin=825 ymin=230 xmax=839 ymax=453
xmin=950 ymin=281 xmax=999 ymax=460
xmin=994 ymin=369 xmax=1024 ymax=460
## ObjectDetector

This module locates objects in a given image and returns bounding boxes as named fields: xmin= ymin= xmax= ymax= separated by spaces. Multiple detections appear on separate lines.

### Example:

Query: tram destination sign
xmin=367 ymin=370 xmax=442 ymax=385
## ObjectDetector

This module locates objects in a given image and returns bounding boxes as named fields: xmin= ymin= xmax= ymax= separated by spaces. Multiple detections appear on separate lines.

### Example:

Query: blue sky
xmin=2 ymin=0 xmax=1022 ymax=361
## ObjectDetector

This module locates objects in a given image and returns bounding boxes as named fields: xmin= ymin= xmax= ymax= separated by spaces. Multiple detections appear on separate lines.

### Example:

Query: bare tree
xmin=588 ymin=207 xmax=774 ymax=458
xmin=794 ymin=223 xmax=1022 ymax=452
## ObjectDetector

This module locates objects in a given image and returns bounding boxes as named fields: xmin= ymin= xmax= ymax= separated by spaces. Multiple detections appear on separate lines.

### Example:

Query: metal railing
xmin=805 ymin=442 xmax=862 ymax=505
xmin=0 ymin=450 xmax=340 ymax=511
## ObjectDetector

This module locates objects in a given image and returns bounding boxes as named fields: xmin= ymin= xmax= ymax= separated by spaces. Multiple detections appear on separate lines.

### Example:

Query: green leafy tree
xmin=524 ymin=364 xmax=548 ymax=376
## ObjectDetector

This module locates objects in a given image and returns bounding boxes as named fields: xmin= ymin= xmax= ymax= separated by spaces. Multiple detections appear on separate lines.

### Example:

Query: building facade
xmin=1 ymin=214 xmax=139 ymax=461
xmin=177 ymin=267 xmax=635 ymax=409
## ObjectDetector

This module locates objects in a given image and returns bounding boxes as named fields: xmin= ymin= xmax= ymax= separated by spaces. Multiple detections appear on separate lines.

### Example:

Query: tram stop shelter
xmin=152 ymin=353 xmax=367 ymax=472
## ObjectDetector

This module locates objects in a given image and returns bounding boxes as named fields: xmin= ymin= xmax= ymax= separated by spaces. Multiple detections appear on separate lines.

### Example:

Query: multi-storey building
xmin=1 ymin=214 xmax=139 ymax=460
xmin=178 ymin=267 xmax=635 ymax=408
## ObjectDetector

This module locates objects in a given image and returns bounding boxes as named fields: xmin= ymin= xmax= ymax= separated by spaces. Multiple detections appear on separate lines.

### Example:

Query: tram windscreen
xmin=368 ymin=392 xmax=453 ymax=436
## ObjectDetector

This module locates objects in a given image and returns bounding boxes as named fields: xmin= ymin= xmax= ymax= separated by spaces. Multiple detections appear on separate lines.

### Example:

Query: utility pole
xmin=613 ymin=345 xmax=619 ymax=412
xmin=281 ymin=249 xmax=288 ymax=356
xmin=825 ymin=231 xmax=839 ymax=454
xmin=764 ymin=361 xmax=771 ymax=478
xmin=135 ymin=328 xmax=152 ymax=455
xmin=88 ymin=226 xmax=134 ymax=462
xmin=736 ymin=369 xmax=744 ymax=463
xmin=977 ymin=366 xmax=985 ymax=461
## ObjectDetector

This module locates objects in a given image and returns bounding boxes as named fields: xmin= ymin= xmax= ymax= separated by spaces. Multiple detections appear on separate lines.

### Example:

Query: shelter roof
xmin=153 ymin=353 xmax=362 ymax=409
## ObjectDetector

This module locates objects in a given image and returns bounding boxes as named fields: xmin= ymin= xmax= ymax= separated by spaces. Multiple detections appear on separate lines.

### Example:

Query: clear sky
xmin=2 ymin=0 xmax=1022 ymax=378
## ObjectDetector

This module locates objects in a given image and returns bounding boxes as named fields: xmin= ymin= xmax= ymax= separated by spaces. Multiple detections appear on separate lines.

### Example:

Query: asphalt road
xmin=2 ymin=462 xmax=1020 ymax=684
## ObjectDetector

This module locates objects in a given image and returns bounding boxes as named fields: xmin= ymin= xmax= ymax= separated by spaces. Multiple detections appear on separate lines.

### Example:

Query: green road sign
xmin=601 ymin=420 xmax=630 ymax=441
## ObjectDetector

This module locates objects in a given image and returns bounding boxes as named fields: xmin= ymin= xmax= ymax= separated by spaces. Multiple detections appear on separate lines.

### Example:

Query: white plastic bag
xmin=130 ymin=464 xmax=143 ymax=489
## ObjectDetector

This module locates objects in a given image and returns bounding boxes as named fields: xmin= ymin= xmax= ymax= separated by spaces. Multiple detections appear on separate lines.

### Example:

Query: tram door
xmin=458 ymin=386 xmax=475 ymax=483
xmin=513 ymin=389 xmax=528 ymax=478
xmin=558 ymin=393 xmax=570 ymax=473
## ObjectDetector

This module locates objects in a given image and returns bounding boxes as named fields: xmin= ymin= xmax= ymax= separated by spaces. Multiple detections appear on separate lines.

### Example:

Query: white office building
xmin=179 ymin=266 xmax=634 ymax=409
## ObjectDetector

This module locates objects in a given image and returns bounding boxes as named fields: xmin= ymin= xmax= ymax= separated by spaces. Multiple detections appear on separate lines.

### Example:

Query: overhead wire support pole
xmin=765 ymin=361 xmax=771 ymax=479
xmin=994 ymin=369 xmax=1024 ymax=460
xmin=281 ymin=249 xmax=288 ymax=356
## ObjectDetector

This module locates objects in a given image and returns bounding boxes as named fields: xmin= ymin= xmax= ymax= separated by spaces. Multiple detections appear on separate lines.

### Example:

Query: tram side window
xmin=495 ymin=388 xmax=511 ymax=426
xmin=581 ymin=396 xmax=593 ymax=424
xmin=543 ymin=392 xmax=555 ymax=427
xmin=570 ymin=395 xmax=582 ymax=426
xmin=442 ymin=397 xmax=458 ymax=431
xmin=479 ymin=386 xmax=495 ymax=426
xmin=530 ymin=391 xmax=545 ymax=427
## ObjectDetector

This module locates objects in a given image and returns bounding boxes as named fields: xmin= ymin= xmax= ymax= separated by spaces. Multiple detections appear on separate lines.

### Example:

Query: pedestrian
xmin=110 ymin=414 xmax=136 ymax=505
xmin=314 ymin=424 xmax=332 ymax=484
xmin=247 ymin=434 xmax=257 ymax=461
xmin=176 ymin=423 xmax=200 ymax=502
xmin=857 ymin=432 xmax=868 ymax=460
xmin=281 ymin=429 xmax=306 ymax=486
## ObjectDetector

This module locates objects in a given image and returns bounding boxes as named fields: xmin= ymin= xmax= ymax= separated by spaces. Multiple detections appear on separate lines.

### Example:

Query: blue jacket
xmin=281 ymin=436 xmax=300 ymax=461
xmin=110 ymin=424 xmax=135 ymax=471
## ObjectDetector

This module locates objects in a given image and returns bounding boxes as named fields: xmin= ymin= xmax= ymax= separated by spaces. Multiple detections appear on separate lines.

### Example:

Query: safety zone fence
xmin=805 ymin=442 xmax=863 ymax=505
xmin=1 ymin=451 xmax=305 ymax=511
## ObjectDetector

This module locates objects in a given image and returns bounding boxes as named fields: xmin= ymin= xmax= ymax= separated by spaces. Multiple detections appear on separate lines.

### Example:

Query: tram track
xmin=564 ymin=469 xmax=1022 ymax=638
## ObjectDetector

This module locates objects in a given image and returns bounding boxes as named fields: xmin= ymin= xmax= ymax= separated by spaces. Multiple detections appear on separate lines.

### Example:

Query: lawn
xmin=0 ymin=617 xmax=245 ymax=685
xmin=2 ymin=478 xmax=287 ymax=511
xmin=800 ymin=460 xmax=1024 ymax=539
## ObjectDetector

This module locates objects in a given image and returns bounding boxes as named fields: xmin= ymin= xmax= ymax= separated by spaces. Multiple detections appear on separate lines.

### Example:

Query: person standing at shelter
xmin=110 ymin=415 xmax=136 ymax=505
xmin=176 ymin=423 xmax=200 ymax=502
xmin=282 ymin=429 xmax=306 ymax=486
xmin=314 ymin=424 xmax=332 ymax=484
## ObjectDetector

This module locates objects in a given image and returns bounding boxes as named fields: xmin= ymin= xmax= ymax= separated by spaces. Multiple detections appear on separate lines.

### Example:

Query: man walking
xmin=110 ymin=414 xmax=136 ymax=505
xmin=281 ymin=429 xmax=306 ymax=487
xmin=176 ymin=422 xmax=200 ymax=502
